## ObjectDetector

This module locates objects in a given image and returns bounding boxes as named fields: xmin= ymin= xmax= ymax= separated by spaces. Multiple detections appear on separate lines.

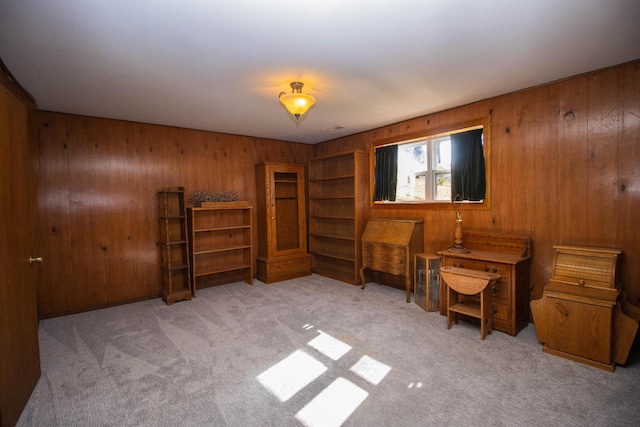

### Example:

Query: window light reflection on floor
xmin=349 ymin=355 xmax=391 ymax=385
xmin=307 ymin=330 xmax=352 ymax=361
xmin=256 ymin=350 xmax=327 ymax=402
xmin=256 ymin=327 xmax=392 ymax=425
xmin=295 ymin=377 xmax=368 ymax=427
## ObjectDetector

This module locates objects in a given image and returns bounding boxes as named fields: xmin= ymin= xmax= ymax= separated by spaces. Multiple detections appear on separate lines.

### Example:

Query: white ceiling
xmin=1 ymin=1 xmax=640 ymax=144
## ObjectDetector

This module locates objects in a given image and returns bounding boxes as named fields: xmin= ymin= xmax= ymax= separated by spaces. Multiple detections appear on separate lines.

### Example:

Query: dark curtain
xmin=451 ymin=129 xmax=485 ymax=201
xmin=373 ymin=145 xmax=398 ymax=201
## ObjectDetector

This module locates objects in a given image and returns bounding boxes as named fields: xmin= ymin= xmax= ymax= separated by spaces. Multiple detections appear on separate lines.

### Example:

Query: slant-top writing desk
xmin=360 ymin=218 xmax=424 ymax=302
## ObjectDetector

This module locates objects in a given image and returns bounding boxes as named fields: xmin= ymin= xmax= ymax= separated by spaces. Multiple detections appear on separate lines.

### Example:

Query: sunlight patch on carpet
xmin=295 ymin=377 xmax=368 ymax=427
xmin=349 ymin=355 xmax=391 ymax=385
xmin=256 ymin=350 xmax=327 ymax=402
xmin=307 ymin=330 xmax=352 ymax=361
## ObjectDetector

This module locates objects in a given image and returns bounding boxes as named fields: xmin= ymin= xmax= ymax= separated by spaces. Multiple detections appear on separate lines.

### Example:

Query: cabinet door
xmin=269 ymin=166 xmax=307 ymax=256
xmin=546 ymin=297 xmax=613 ymax=364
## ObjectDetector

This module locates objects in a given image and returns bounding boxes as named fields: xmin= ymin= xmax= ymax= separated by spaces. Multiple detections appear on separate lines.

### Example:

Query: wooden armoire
xmin=255 ymin=163 xmax=311 ymax=283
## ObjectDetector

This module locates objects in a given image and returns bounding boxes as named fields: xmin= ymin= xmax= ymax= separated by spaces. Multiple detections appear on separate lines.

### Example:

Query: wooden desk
xmin=360 ymin=218 xmax=424 ymax=302
xmin=438 ymin=230 xmax=531 ymax=336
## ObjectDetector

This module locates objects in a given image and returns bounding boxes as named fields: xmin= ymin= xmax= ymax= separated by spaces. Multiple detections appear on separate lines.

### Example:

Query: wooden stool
xmin=440 ymin=266 xmax=501 ymax=340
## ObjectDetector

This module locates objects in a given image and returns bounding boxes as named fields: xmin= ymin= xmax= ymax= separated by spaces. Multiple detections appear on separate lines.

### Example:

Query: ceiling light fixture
xmin=279 ymin=82 xmax=316 ymax=119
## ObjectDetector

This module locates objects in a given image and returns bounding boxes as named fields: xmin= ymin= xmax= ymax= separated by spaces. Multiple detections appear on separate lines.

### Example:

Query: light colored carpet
xmin=17 ymin=275 xmax=640 ymax=426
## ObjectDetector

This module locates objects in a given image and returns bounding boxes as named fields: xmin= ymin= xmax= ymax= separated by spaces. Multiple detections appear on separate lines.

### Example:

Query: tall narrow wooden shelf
xmin=255 ymin=163 xmax=310 ymax=283
xmin=158 ymin=187 xmax=192 ymax=305
xmin=187 ymin=204 xmax=253 ymax=293
xmin=308 ymin=151 xmax=369 ymax=285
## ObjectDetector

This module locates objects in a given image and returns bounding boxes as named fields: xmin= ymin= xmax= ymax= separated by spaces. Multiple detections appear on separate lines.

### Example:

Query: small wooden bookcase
xmin=187 ymin=204 xmax=253 ymax=293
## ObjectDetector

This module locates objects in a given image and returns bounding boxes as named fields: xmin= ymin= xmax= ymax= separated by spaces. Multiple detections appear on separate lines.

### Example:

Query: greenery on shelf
xmin=189 ymin=190 xmax=241 ymax=206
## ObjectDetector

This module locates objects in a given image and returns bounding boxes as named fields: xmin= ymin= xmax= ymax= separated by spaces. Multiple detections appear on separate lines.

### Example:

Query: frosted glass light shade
xmin=279 ymin=82 xmax=316 ymax=119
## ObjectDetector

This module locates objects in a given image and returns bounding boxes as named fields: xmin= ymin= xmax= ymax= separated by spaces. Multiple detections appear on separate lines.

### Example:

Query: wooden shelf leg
xmin=405 ymin=275 xmax=411 ymax=303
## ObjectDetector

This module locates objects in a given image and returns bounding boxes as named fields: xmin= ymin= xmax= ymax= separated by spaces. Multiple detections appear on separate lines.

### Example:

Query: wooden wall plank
xmin=37 ymin=115 xmax=76 ymax=314
xmin=530 ymin=83 xmax=560 ymax=300
xmin=490 ymin=94 xmax=516 ymax=232
xmin=557 ymin=76 xmax=589 ymax=246
xmin=617 ymin=61 xmax=640 ymax=304
xmin=128 ymin=122 xmax=180 ymax=300
xmin=586 ymin=68 xmax=619 ymax=245
xmin=512 ymin=88 xmax=537 ymax=234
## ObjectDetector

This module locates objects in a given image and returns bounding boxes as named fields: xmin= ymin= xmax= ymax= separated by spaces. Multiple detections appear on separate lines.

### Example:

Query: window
xmin=371 ymin=117 xmax=490 ymax=208
xmin=394 ymin=135 xmax=452 ymax=202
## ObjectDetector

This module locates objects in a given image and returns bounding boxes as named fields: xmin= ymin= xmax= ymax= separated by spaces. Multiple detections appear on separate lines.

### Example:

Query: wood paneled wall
xmin=312 ymin=60 xmax=640 ymax=306
xmin=36 ymin=113 xmax=310 ymax=316
xmin=36 ymin=59 xmax=639 ymax=317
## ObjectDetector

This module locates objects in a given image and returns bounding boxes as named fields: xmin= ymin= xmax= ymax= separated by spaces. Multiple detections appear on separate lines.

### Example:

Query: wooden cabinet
xmin=360 ymin=218 xmax=424 ymax=302
xmin=308 ymin=151 xmax=369 ymax=285
xmin=438 ymin=231 xmax=531 ymax=336
xmin=530 ymin=246 xmax=638 ymax=371
xmin=158 ymin=187 xmax=192 ymax=305
xmin=414 ymin=253 xmax=441 ymax=312
xmin=255 ymin=163 xmax=310 ymax=283
xmin=187 ymin=204 xmax=253 ymax=292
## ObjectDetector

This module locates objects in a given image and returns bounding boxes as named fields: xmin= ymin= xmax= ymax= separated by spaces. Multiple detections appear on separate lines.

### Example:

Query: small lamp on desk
xmin=449 ymin=201 xmax=470 ymax=254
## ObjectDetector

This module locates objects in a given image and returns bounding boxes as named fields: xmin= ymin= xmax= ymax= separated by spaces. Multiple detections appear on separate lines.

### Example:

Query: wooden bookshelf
xmin=308 ymin=151 xmax=369 ymax=285
xmin=158 ymin=187 xmax=192 ymax=305
xmin=187 ymin=205 xmax=253 ymax=293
